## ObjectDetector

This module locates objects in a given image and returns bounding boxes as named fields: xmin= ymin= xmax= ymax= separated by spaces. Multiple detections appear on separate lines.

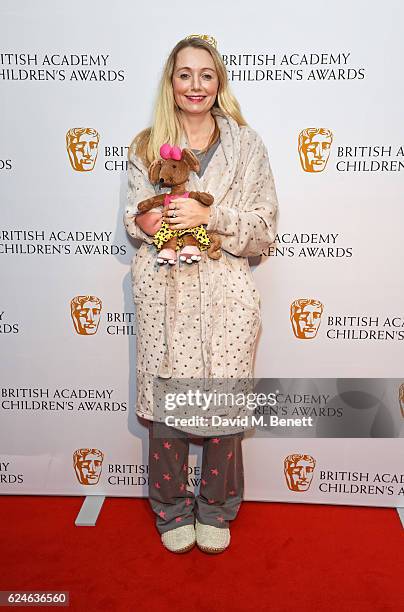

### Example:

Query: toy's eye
xmin=173 ymin=164 xmax=176 ymax=168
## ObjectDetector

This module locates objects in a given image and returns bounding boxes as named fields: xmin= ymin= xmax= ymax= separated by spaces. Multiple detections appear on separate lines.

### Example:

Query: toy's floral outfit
xmin=152 ymin=191 xmax=211 ymax=251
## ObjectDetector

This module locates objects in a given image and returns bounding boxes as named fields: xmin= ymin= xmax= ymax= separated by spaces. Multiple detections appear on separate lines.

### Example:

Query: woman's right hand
xmin=135 ymin=211 xmax=162 ymax=235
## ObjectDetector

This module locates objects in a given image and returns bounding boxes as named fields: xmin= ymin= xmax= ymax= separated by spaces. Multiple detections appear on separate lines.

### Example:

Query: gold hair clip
xmin=184 ymin=34 xmax=218 ymax=49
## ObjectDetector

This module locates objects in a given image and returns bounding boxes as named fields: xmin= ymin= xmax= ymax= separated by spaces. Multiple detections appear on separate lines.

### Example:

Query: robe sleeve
xmin=123 ymin=151 xmax=155 ymax=245
xmin=206 ymin=133 xmax=279 ymax=257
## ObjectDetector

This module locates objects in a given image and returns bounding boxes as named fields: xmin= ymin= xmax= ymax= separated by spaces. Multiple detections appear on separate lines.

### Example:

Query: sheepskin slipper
xmin=195 ymin=519 xmax=230 ymax=554
xmin=161 ymin=524 xmax=196 ymax=553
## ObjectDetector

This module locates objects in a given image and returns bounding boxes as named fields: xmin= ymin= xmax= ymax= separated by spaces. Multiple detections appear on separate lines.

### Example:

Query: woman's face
xmin=172 ymin=47 xmax=219 ymax=116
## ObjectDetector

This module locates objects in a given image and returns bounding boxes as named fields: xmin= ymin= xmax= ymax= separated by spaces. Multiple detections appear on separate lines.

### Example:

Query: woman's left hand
xmin=162 ymin=197 xmax=211 ymax=230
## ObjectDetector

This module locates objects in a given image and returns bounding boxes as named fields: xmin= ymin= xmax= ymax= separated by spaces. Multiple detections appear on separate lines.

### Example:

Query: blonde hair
xmin=130 ymin=37 xmax=248 ymax=168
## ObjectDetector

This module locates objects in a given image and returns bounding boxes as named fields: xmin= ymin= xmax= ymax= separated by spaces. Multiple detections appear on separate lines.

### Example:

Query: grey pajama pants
xmin=148 ymin=421 xmax=245 ymax=534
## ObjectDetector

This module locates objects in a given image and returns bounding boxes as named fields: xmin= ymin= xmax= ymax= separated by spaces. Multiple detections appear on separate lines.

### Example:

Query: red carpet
xmin=1 ymin=496 xmax=403 ymax=611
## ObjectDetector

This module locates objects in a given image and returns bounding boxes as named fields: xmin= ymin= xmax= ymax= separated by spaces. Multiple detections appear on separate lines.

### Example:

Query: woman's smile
xmin=185 ymin=95 xmax=206 ymax=104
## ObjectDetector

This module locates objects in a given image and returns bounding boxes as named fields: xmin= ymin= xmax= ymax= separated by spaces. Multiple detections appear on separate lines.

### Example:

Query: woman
xmin=124 ymin=35 xmax=279 ymax=554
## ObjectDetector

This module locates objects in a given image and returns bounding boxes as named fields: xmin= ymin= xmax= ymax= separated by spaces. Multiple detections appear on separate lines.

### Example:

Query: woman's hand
xmin=162 ymin=198 xmax=211 ymax=230
xmin=135 ymin=210 xmax=162 ymax=235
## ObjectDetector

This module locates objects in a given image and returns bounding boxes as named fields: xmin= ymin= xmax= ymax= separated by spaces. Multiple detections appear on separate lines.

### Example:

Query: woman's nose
xmin=191 ymin=75 xmax=202 ymax=90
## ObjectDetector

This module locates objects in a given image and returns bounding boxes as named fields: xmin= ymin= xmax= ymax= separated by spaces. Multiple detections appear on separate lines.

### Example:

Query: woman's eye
xmin=179 ymin=73 xmax=213 ymax=79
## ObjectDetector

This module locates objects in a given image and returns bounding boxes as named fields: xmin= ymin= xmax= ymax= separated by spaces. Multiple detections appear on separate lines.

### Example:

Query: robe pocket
xmin=223 ymin=255 xmax=261 ymax=312
xmin=224 ymin=294 xmax=262 ymax=369
xmin=131 ymin=248 xmax=168 ymax=303
xmin=134 ymin=298 xmax=166 ymax=375
xmin=245 ymin=262 xmax=261 ymax=307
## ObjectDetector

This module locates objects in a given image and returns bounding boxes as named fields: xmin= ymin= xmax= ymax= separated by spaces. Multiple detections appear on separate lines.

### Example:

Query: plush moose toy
xmin=136 ymin=143 xmax=221 ymax=265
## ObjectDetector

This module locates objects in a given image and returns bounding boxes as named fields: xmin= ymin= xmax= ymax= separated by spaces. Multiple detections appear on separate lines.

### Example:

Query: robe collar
xmin=134 ymin=108 xmax=242 ymax=205
xmin=179 ymin=107 xmax=241 ymax=205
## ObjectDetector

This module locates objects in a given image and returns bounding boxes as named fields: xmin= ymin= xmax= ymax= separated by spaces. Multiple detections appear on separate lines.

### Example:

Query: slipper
xmin=157 ymin=247 xmax=177 ymax=265
xmin=161 ymin=524 xmax=196 ymax=553
xmin=195 ymin=519 xmax=230 ymax=554
xmin=179 ymin=246 xmax=201 ymax=264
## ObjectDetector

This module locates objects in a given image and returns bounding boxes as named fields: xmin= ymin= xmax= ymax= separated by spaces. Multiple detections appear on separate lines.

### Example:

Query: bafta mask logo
xmin=66 ymin=127 xmax=100 ymax=171
xmin=70 ymin=295 xmax=102 ymax=335
xmin=284 ymin=454 xmax=316 ymax=492
xmin=73 ymin=448 xmax=104 ymax=485
xmin=399 ymin=383 xmax=404 ymax=418
xmin=290 ymin=298 xmax=324 ymax=339
xmin=298 ymin=128 xmax=333 ymax=172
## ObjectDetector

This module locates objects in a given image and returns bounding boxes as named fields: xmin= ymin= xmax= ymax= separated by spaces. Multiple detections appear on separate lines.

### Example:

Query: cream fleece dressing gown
xmin=124 ymin=107 xmax=279 ymax=436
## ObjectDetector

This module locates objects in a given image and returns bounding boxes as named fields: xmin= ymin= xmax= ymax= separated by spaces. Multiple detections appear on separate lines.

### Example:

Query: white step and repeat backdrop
xmin=1 ymin=0 xmax=403 ymax=507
